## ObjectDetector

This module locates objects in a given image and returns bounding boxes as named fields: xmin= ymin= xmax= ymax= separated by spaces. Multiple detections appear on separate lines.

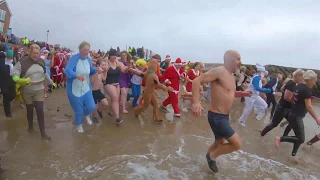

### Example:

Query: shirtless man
xmin=192 ymin=50 xmax=252 ymax=173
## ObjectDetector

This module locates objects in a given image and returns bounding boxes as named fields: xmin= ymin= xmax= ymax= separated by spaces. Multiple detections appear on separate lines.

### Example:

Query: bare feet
xmin=275 ymin=136 xmax=281 ymax=150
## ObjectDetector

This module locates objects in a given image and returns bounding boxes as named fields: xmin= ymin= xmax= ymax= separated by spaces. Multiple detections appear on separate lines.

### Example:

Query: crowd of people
xmin=0 ymin=41 xmax=320 ymax=174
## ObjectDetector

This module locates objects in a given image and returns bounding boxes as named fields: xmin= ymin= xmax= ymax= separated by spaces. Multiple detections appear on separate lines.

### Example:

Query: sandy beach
xmin=0 ymin=88 xmax=320 ymax=180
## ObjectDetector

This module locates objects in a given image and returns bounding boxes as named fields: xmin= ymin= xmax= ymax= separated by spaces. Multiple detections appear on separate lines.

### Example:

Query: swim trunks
xmin=208 ymin=111 xmax=235 ymax=140
xmin=92 ymin=90 xmax=105 ymax=104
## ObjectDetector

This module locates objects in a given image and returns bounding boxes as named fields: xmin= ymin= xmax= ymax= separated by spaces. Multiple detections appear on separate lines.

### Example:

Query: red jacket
xmin=186 ymin=69 xmax=199 ymax=92
xmin=53 ymin=55 xmax=65 ymax=76
xmin=161 ymin=65 xmax=185 ymax=93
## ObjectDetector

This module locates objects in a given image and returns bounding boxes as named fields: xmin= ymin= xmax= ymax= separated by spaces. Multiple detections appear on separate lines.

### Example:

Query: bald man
xmin=192 ymin=50 xmax=252 ymax=173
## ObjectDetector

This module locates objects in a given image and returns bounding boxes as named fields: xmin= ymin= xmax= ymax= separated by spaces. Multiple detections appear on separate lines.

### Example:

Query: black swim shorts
xmin=92 ymin=90 xmax=105 ymax=104
xmin=208 ymin=111 xmax=235 ymax=140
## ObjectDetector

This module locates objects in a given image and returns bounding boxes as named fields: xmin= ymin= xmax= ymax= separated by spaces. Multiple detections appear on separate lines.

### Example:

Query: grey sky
xmin=7 ymin=0 xmax=320 ymax=69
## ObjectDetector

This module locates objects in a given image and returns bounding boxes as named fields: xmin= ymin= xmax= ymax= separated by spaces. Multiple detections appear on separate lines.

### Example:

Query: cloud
xmin=7 ymin=0 xmax=320 ymax=69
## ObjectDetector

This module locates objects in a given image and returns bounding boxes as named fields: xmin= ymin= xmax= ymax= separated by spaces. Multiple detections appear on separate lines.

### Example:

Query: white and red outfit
xmin=52 ymin=52 xmax=65 ymax=84
xmin=185 ymin=69 xmax=200 ymax=93
xmin=161 ymin=58 xmax=186 ymax=116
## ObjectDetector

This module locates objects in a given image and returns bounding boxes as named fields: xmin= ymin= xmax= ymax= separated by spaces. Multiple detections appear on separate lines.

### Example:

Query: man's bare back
xmin=210 ymin=66 xmax=236 ymax=115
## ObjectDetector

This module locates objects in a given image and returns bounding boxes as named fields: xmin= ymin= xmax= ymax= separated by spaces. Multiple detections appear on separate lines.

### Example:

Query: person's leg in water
xmin=120 ymin=87 xmax=128 ymax=113
xmin=82 ymin=91 xmax=96 ymax=125
xmin=150 ymin=93 xmax=163 ymax=123
xmin=105 ymin=84 xmax=123 ymax=124
xmin=207 ymin=112 xmax=241 ymax=173
xmin=33 ymin=101 xmax=51 ymax=140
xmin=260 ymin=105 xmax=288 ymax=136
xmin=307 ymin=133 xmax=320 ymax=145
xmin=275 ymin=116 xmax=305 ymax=160
xmin=134 ymin=92 xmax=152 ymax=117
xmin=68 ymin=92 xmax=87 ymax=133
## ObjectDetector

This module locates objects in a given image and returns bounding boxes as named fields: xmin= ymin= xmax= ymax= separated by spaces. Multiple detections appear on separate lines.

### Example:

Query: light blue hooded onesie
xmin=64 ymin=53 xmax=96 ymax=125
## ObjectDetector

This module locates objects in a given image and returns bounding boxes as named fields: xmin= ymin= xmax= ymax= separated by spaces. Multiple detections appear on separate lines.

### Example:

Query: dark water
xmin=0 ymin=90 xmax=319 ymax=180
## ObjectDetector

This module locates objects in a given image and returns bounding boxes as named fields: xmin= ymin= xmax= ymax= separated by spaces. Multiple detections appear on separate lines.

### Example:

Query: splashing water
xmin=66 ymin=135 xmax=319 ymax=180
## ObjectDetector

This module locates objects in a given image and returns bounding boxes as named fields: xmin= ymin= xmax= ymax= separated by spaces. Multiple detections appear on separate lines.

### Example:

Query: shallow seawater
xmin=0 ymin=89 xmax=319 ymax=180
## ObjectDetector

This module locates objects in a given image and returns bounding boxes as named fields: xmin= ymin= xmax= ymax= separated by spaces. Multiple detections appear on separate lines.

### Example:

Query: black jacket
xmin=0 ymin=56 xmax=15 ymax=90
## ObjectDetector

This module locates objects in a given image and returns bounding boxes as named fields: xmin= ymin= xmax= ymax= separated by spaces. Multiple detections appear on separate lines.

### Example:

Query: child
xmin=91 ymin=60 xmax=108 ymax=123
xmin=134 ymin=59 xmax=173 ymax=123
xmin=127 ymin=59 xmax=146 ymax=107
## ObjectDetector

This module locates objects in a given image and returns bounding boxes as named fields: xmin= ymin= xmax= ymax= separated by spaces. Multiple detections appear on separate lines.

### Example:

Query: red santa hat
xmin=66 ymin=52 xmax=71 ymax=56
xmin=165 ymin=55 xmax=171 ymax=60
xmin=59 ymin=51 xmax=64 ymax=55
xmin=174 ymin=58 xmax=184 ymax=65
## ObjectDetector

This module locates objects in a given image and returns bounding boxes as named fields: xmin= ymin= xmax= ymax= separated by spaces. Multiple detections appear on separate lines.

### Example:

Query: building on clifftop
xmin=0 ymin=0 xmax=12 ymax=35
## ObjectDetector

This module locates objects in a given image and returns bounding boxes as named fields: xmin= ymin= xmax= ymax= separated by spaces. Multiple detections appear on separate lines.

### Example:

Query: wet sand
xmin=0 ymin=89 xmax=320 ymax=180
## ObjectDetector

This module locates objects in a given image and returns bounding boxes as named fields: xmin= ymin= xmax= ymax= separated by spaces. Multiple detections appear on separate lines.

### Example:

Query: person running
xmin=192 ymin=50 xmax=252 ymax=173
xmin=260 ymin=69 xmax=304 ymax=137
xmin=238 ymin=64 xmax=272 ymax=126
xmin=235 ymin=66 xmax=247 ymax=103
xmin=307 ymin=133 xmax=320 ymax=146
xmin=91 ymin=59 xmax=108 ymax=123
xmin=275 ymin=70 xmax=320 ymax=162
xmin=127 ymin=58 xmax=146 ymax=107
xmin=263 ymin=73 xmax=283 ymax=120
xmin=119 ymin=51 xmax=132 ymax=114
xmin=103 ymin=49 xmax=141 ymax=124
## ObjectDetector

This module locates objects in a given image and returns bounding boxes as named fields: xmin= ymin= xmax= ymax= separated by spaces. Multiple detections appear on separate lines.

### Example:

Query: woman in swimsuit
xmin=119 ymin=51 xmax=132 ymax=113
xmin=104 ymin=49 xmax=137 ymax=124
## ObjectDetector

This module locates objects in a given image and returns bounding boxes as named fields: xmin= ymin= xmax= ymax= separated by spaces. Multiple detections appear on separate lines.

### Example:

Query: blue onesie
xmin=64 ymin=53 xmax=97 ymax=125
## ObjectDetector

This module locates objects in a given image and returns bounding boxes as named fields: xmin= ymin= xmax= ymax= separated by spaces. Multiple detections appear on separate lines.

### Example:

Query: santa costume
xmin=160 ymin=58 xmax=186 ymax=117
xmin=52 ymin=51 xmax=65 ymax=85
xmin=184 ymin=68 xmax=200 ymax=94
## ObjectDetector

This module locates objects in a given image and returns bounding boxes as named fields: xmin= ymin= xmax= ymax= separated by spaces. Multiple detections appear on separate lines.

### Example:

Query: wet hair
xmin=303 ymin=70 xmax=317 ymax=80
xmin=191 ymin=62 xmax=200 ymax=69
xmin=79 ymin=41 xmax=90 ymax=50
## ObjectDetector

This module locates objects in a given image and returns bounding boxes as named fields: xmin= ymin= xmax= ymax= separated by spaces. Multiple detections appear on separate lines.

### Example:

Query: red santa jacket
xmin=186 ymin=69 xmax=200 ymax=92
xmin=53 ymin=55 xmax=65 ymax=76
xmin=161 ymin=65 xmax=185 ymax=94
